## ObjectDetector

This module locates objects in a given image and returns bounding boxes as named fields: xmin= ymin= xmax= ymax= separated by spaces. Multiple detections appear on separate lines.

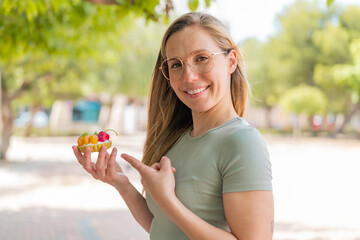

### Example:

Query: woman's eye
xmin=196 ymin=55 xmax=209 ymax=62
xmin=171 ymin=62 xmax=182 ymax=69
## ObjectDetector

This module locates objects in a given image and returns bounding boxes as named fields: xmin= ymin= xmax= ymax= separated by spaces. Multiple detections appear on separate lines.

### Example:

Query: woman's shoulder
xmin=218 ymin=118 xmax=272 ymax=192
xmin=214 ymin=118 xmax=269 ymax=161
xmin=218 ymin=117 xmax=264 ymax=143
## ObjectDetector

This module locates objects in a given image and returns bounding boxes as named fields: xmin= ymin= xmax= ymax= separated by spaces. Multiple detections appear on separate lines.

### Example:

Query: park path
xmin=1 ymin=134 xmax=360 ymax=240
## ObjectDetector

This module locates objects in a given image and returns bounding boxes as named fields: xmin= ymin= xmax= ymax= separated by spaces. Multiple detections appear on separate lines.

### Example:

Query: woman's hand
xmin=72 ymin=146 xmax=129 ymax=189
xmin=73 ymin=147 xmax=157 ymax=232
xmin=121 ymin=153 xmax=176 ymax=207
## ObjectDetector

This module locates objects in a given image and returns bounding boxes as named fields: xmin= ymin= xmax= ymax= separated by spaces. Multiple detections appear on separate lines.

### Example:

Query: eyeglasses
xmin=159 ymin=49 xmax=229 ymax=81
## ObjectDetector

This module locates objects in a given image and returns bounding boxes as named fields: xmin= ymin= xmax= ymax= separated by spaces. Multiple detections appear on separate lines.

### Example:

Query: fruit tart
xmin=77 ymin=129 xmax=118 ymax=153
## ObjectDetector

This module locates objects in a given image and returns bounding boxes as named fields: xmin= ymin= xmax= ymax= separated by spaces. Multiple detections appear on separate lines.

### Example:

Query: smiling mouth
xmin=185 ymin=86 xmax=210 ymax=95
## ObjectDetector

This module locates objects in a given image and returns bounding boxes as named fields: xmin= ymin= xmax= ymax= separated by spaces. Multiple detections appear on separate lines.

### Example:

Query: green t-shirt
xmin=146 ymin=117 xmax=272 ymax=239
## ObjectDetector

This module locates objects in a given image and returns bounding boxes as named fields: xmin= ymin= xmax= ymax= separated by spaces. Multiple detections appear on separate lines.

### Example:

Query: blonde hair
xmin=142 ymin=12 xmax=249 ymax=167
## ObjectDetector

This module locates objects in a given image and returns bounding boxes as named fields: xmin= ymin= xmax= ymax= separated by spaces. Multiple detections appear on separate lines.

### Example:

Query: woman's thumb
xmin=160 ymin=156 xmax=171 ymax=167
xmin=160 ymin=156 xmax=176 ymax=173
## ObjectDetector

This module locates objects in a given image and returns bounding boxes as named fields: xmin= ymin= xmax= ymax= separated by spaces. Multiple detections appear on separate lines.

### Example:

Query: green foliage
xmin=1 ymin=2 xmax=133 ymax=117
xmin=244 ymin=0 xmax=360 ymax=127
xmin=85 ymin=19 xmax=166 ymax=96
xmin=245 ymin=0 xmax=331 ymax=108
xmin=0 ymin=0 xmax=218 ymax=159
xmin=186 ymin=0 xmax=214 ymax=12
xmin=0 ymin=0 xmax=169 ymax=108
xmin=313 ymin=24 xmax=351 ymax=65
xmin=271 ymin=0 xmax=326 ymax=86
xmin=188 ymin=0 xmax=199 ymax=12
xmin=242 ymin=38 xmax=279 ymax=107
xmin=0 ymin=0 xmax=215 ymax=104
xmin=332 ymin=39 xmax=360 ymax=102
xmin=313 ymin=64 xmax=348 ymax=114
xmin=339 ymin=6 xmax=360 ymax=39
xmin=1 ymin=0 xmax=359 ymax=135
xmin=279 ymin=85 xmax=327 ymax=116
xmin=327 ymin=0 xmax=335 ymax=7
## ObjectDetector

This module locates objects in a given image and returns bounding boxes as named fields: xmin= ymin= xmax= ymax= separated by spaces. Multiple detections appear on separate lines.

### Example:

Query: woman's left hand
xmin=121 ymin=153 xmax=177 ymax=207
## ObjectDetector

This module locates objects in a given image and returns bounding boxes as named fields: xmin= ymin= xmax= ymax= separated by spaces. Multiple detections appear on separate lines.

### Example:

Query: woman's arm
xmin=159 ymin=190 xmax=273 ymax=240
xmin=223 ymin=191 xmax=274 ymax=240
xmin=160 ymin=194 xmax=238 ymax=240
xmin=72 ymin=146 xmax=154 ymax=232
xmin=115 ymin=179 xmax=154 ymax=232
xmin=122 ymin=154 xmax=274 ymax=240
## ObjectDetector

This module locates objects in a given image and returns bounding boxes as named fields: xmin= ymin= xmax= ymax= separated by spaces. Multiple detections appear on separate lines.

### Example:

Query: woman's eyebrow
xmin=167 ymin=49 xmax=209 ymax=59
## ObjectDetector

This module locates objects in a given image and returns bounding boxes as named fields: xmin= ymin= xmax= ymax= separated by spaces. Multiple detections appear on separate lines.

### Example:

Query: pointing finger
xmin=121 ymin=153 xmax=146 ymax=173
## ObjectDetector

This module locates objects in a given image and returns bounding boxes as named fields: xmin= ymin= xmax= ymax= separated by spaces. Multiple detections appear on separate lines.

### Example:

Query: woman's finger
xmin=72 ymin=146 xmax=85 ymax=165
xmin=150 ymin=161 xmax=176 ymax=173
xmin=121 ymin=153 xmax=146 ymax=174
xmin=96 ymin=146 xmax=107 ymax=179
xmin=83 ymin=147 xmax=97 ymax=177
xmin=108 ymin=147 xmax=121 ymax=175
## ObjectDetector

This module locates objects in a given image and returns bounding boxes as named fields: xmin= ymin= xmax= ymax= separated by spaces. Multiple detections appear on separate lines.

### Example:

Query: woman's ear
xmin=228 ymin=49 xmax=237 ymax=74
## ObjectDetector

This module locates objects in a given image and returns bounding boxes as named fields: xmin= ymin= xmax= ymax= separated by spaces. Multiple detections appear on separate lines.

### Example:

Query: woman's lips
xmin=185 ymin=86 xmax=210 ymax=96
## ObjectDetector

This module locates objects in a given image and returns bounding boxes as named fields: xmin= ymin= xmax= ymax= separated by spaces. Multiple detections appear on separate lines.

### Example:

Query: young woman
xmin=73 ymin=12 xmax=274 ymax=240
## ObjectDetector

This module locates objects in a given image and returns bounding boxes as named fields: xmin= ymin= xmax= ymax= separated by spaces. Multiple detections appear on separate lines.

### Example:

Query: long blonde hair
xmin=142 ymin=12 xmax=249 ymax=167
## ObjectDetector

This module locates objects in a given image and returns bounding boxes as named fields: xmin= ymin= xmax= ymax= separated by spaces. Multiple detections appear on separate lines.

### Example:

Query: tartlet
xmin=77 ymin=129 xmax=118 ymax=153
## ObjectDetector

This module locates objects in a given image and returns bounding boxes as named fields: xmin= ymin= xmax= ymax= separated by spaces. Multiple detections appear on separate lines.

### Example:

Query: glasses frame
xmin=159 ymin=50 xmax=230 ymax=81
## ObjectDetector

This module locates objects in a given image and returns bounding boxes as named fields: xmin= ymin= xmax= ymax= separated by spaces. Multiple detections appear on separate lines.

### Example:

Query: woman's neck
xmin=191 ymin=106 xmax=238 ymax=137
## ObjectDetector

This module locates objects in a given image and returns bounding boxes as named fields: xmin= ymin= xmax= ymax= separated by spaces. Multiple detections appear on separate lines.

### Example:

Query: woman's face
xmin=165 ymin=26 xmax=237 ymax=115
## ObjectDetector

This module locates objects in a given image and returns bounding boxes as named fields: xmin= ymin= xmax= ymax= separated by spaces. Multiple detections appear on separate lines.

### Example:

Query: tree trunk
xmin=333 ymin=102 xmax=360 ymax=136
xmin=0 ymin=71 xmax=52 ymax=160
xmin=1 ymin=86 xmax=14 ymax=161
xmin=264 ymin=105 xmax=272 ymax=129
xmin=25 ymin=104 xmax=39 ymax=137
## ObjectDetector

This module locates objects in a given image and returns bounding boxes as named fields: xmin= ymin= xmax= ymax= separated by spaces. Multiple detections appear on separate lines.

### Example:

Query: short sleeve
xmin=219 ymin=127 xmax=272 ymax=193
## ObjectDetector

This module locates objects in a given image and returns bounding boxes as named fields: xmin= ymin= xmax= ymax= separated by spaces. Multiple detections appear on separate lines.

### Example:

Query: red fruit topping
xmin=96 ymin=129 xmax=117 ymax=142
xmin=98 ymin=131 xmax=108 ymax=142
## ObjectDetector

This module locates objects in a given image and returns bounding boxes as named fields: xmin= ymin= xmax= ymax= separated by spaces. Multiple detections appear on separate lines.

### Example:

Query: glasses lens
xmin=161 ymin=51 xmax=216 ymax=81
xmin=189 ymin=51 xmax=214 ymax=73
xmin=162 ymin=57 xmax=183 ymax=81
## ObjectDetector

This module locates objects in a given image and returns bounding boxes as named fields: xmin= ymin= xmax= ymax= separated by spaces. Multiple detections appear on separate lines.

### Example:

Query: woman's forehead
xmin=165 ymin=26 xmax=219 ymax=58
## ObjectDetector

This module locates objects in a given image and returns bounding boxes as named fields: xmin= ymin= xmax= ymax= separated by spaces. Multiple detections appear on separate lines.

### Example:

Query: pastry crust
xmin=77 ymin=141 xmax=112 ymax=153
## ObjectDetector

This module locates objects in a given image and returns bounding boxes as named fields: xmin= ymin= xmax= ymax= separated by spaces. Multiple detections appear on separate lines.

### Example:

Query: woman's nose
xmin=182 ymin=63 xmax=198 ymax=82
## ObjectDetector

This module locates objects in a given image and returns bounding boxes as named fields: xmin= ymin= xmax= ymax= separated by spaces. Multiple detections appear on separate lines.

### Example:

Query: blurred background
xmin=1 ymin=0 xmax=360 ymax=239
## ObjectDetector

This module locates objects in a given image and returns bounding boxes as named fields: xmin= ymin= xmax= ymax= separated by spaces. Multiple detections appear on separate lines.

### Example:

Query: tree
xmin=279 ymin=84 xmax=327 ymax=132
xmin=244 ymin=0 xmax=360 ymax=134
xmin=242 ymin=38 xmax=281 ymax=128
xmin=0 ymin=0 xmax=138 ymax=160
xmin=312 ymin=5 xmax=360 ymax=134
xmin=244 ymin=0 xmax=331 ymax=128
xmin=332 ymin=39 xmax=360 ymax=134
xmin=0 ymin=0 xmax=214 ymax=160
